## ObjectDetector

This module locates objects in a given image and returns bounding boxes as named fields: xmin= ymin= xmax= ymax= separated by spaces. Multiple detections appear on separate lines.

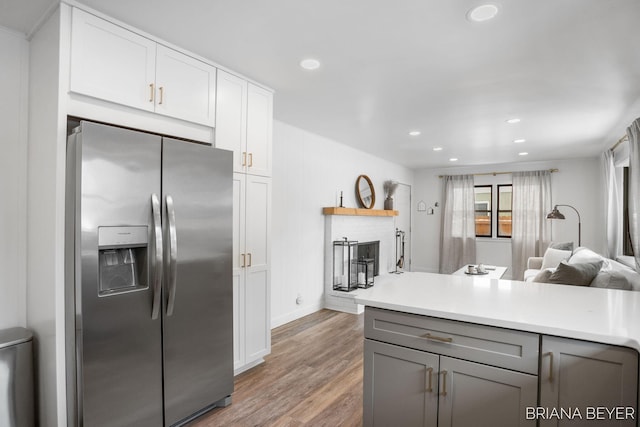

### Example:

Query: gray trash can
xmin=0 ymin=327 xmax=34 ymax=427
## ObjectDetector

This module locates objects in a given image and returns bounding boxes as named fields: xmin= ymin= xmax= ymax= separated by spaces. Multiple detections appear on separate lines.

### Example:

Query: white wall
xmin=27 ymin=7 xmax=69 ymax=425
xmin=271 ymin=120 xmax=413 ymax=327
xmin=0 ymin=27 xmax=29 ymax=330
xmin=413 ymin=157 xmax=605 ymax=279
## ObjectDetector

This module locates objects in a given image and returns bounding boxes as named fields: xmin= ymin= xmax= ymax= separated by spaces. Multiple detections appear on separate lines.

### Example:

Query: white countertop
xmin=354 ymin=272 xmax=640 ymax=352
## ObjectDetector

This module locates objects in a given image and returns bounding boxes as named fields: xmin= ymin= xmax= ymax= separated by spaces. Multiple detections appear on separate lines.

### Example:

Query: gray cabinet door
xmin=364 ymin=339 xmax=438 ymax=427
xmin=438 ymin=356 xmax=537 ymax=427
xmin=540 ymin=336 xmax=638 ymax=427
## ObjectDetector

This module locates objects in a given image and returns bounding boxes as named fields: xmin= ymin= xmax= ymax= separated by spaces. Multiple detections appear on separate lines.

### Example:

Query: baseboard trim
xmin=271 ymin=299 xmax=324 ymax=329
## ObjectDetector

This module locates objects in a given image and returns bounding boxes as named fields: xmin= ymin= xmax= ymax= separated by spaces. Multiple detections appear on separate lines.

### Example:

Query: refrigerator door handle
xmin=151 ymin=193 xmax=163 ymax=320
xmin=166 ymin=195 xmax=178 ymax=316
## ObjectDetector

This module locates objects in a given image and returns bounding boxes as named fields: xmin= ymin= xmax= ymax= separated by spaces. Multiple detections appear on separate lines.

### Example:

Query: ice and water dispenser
xmin=98 ymin=226 xmax=148 ymax=296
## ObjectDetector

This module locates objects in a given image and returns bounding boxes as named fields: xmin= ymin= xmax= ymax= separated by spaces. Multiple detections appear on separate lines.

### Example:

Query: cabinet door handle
xmin=248 ymin=153 xmax=253 ymax=167
xmin=546 ymin=351 xmax=554 ymax=383
xmin=440 ymin=370 xmax=448 ymax=396
xmin=158 ymin=86 xmax=164 ymax=104
xmin=424 ymin=333 xmax=453 ymax=343
xmin=241 ymin=253 xmax=246 ymax=268
xmin=149 ymin=83 xmax=155 ymax=102
xmin=425 ymin=367 xmax=433 ymax=393
xmin=242 ymin=152 xmax=247 ymax=167
xmin=247 ymin=252 xmax=252 ymax=267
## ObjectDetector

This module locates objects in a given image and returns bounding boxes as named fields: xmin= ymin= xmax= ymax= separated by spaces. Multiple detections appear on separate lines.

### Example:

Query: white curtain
xmin=439 ymin=175 xmax=476 ymax=273
xmin=603 ymin=149 xmax=621 ymax=259
xmin=627 ymin=118 xmax=640 ymax=270
xmin=511 ymin=171 xmax=552 ymax=280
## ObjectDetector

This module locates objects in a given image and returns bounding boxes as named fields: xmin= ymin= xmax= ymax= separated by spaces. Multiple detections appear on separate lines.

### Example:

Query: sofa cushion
xmin=523 ymin=269 xmax=539 ymax=282
xmin=548 ymin=260 xmax=603 ymax=287
xmin=549 ymin=241 xmax=574 ymax=252
xmin=606 ymin=259 xmax=640 ymax=291
xmin=532 ymin=268 xmax=555 ymax=283
xmin=590 ymin=271 xmax=633 ymax=290
xmin=541 ymin=248 xmax=572 ymax=270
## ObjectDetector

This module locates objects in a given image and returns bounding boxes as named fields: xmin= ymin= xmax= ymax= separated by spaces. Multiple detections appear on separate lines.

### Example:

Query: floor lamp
xmin=547 ymin=204 xmax=581 ymax=246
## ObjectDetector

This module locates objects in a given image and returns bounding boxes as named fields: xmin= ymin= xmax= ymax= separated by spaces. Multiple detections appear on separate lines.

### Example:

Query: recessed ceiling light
xmin=506 ymin=118 xmax=521 ymax=124
xmin=300 ymin=58 xmax=320 ymax=70
xmin=519 ymin=152 xmax=529 ymax=156
xmin=433 ymin=147 xmax=443 ymax=151
xmin=408 ymin=130 xmax=421 ymax=136
xmin=467 ymin=4 xmax=499 ymax=22
xmin=449 ymin=158 xmax=459 ymax=162
xmin=513 ymin=139 xmax=526 ymax=143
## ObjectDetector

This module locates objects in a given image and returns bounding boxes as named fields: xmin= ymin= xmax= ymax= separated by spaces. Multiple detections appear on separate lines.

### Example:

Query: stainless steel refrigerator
xmin=65 ymin=121 xmax=233 ymax=426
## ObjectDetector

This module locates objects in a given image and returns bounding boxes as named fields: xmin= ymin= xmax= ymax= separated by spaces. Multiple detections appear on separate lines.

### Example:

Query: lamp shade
xmin=546 ymin=204 xmax=581 ymax=246
xmin=547 ymin=206 xmax=565 ymax=219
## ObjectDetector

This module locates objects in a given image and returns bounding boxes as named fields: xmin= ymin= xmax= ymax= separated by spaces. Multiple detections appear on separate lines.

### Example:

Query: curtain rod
xmin=438 ymin=168 xmax=558 ymax=178
xmin=610 ymin=134 xmax=629 ymax=151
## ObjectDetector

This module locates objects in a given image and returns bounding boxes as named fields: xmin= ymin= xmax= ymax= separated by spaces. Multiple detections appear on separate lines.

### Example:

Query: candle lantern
xmin=333 ymin=238 xmax=358 ymax=292
xmin=356 ymin=258 xmax=375 ymax=288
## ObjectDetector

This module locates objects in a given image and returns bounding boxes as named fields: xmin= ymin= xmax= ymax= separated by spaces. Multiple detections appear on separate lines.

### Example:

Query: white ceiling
xmin=3 ymin=0 xmax=640 ymax=169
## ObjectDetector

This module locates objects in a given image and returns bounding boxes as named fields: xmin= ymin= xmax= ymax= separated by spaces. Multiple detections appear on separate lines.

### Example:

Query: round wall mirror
xmin=356 ymin=175 xmax=376 ymax=209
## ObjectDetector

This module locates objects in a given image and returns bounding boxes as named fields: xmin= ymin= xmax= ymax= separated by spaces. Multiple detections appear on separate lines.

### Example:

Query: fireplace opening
xmin=357 ymin=241 xmax=380 ymax=276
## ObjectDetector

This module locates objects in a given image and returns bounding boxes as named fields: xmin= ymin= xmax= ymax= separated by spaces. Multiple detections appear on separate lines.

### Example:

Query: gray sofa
xmin=524 ymin=247 xmax=640 ymax=291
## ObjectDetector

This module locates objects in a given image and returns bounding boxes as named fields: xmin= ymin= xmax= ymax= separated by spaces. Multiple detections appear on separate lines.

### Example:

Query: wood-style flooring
xmin=190 ymin=309 xmax=364 ymax=426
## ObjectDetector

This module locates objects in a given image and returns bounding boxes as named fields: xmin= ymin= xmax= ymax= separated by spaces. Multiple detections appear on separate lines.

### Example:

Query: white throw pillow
xmin=569 ymin=247 xmax=610 ymax=270
xmin=541 ymin=248 xmax=572 ymax=270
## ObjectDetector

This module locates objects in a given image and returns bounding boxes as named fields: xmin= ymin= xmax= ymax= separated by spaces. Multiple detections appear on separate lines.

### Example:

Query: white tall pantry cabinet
xmin=216 ymin=69 xmax=273 ymax=373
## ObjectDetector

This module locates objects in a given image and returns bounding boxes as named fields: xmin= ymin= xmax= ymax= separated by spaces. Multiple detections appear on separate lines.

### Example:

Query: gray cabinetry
xmin=438 ymin=356 xmax=537 ymax=427
xmin=364 ymin=339 xmax=438 ymax=427
xmin=540 ymin=336 xmax=638 ymax=427
xmin=364 ymin=307 xmax=538 ymax=427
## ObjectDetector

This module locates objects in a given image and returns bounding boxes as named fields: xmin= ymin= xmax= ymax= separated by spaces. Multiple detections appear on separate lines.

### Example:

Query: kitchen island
xmin=355 ymin=272 xmax=639 ymax=426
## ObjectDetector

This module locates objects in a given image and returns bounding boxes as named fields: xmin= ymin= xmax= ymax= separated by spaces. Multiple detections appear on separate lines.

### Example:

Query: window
xmin=497 ymin=185 xmax=512 ymax=238
xmin=474 ymin=184 xmax=512 ymax=238
xmin=474 ymin=186 xmax=492 ymax=237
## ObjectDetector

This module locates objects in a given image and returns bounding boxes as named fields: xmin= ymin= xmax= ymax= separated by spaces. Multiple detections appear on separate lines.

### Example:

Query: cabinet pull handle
xmin=159 ymin=86 xmax=164 ymax=104
xmin=424 ymin=333 xmax=453 ymax=343
xmin=425 ymin=367 xmax=433 ymax=393
xmin=149 ymin=83 xmax=155 ymax=102
xmin=242 ymin=152 xmax=247 ymax=167
xmin=247 ymin=253 xmax=252 ymax=267
xmin=547 ymin=351 xmax=554 ymax=383
xmin=248 ymin=153 xmax=253 ymax=167
xmin=241 ymin=253 xmax=246 ymax=268
xmin=440 ymin=370 xmax=448 ymax=396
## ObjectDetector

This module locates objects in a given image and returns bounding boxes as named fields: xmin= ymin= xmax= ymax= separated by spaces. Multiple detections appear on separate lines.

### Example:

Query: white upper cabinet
xmin=215 ymin=70 xmax=248 ymax=172
xmin=70 ymin=8 xmax=216 ymax=127
xmin=246 ymin=84 xmax=273 ymax=176
xmin=70 ymin=8 xmax=156 ymax=113
xmin=216 ymin=70 xmax=273 ymax=176
xmin=155 ymin=45 xmax=216 ymax=125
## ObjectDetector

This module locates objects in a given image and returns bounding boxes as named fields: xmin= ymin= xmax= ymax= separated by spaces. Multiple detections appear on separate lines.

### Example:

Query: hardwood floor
xmin=190 ymin=309 xmax=365 ymax=427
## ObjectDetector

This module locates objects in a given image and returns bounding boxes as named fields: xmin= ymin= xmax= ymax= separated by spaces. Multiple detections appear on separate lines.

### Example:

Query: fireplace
xmin=324 ymin=213 xmax=395 ymax=314
xmin=357 ymin=241 xmax=380 ymax=276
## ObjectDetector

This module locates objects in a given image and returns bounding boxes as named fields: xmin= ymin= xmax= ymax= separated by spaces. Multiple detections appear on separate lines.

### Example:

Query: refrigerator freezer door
xmin=75 ymin=122 xmax=164 ymax=426
xmin=161 ymin=138 xmax=234 ymax=425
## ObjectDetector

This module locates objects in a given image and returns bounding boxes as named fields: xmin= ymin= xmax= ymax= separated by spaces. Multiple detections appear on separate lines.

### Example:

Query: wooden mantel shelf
xmin=322 ymin=207 xmax=398 ymax=217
